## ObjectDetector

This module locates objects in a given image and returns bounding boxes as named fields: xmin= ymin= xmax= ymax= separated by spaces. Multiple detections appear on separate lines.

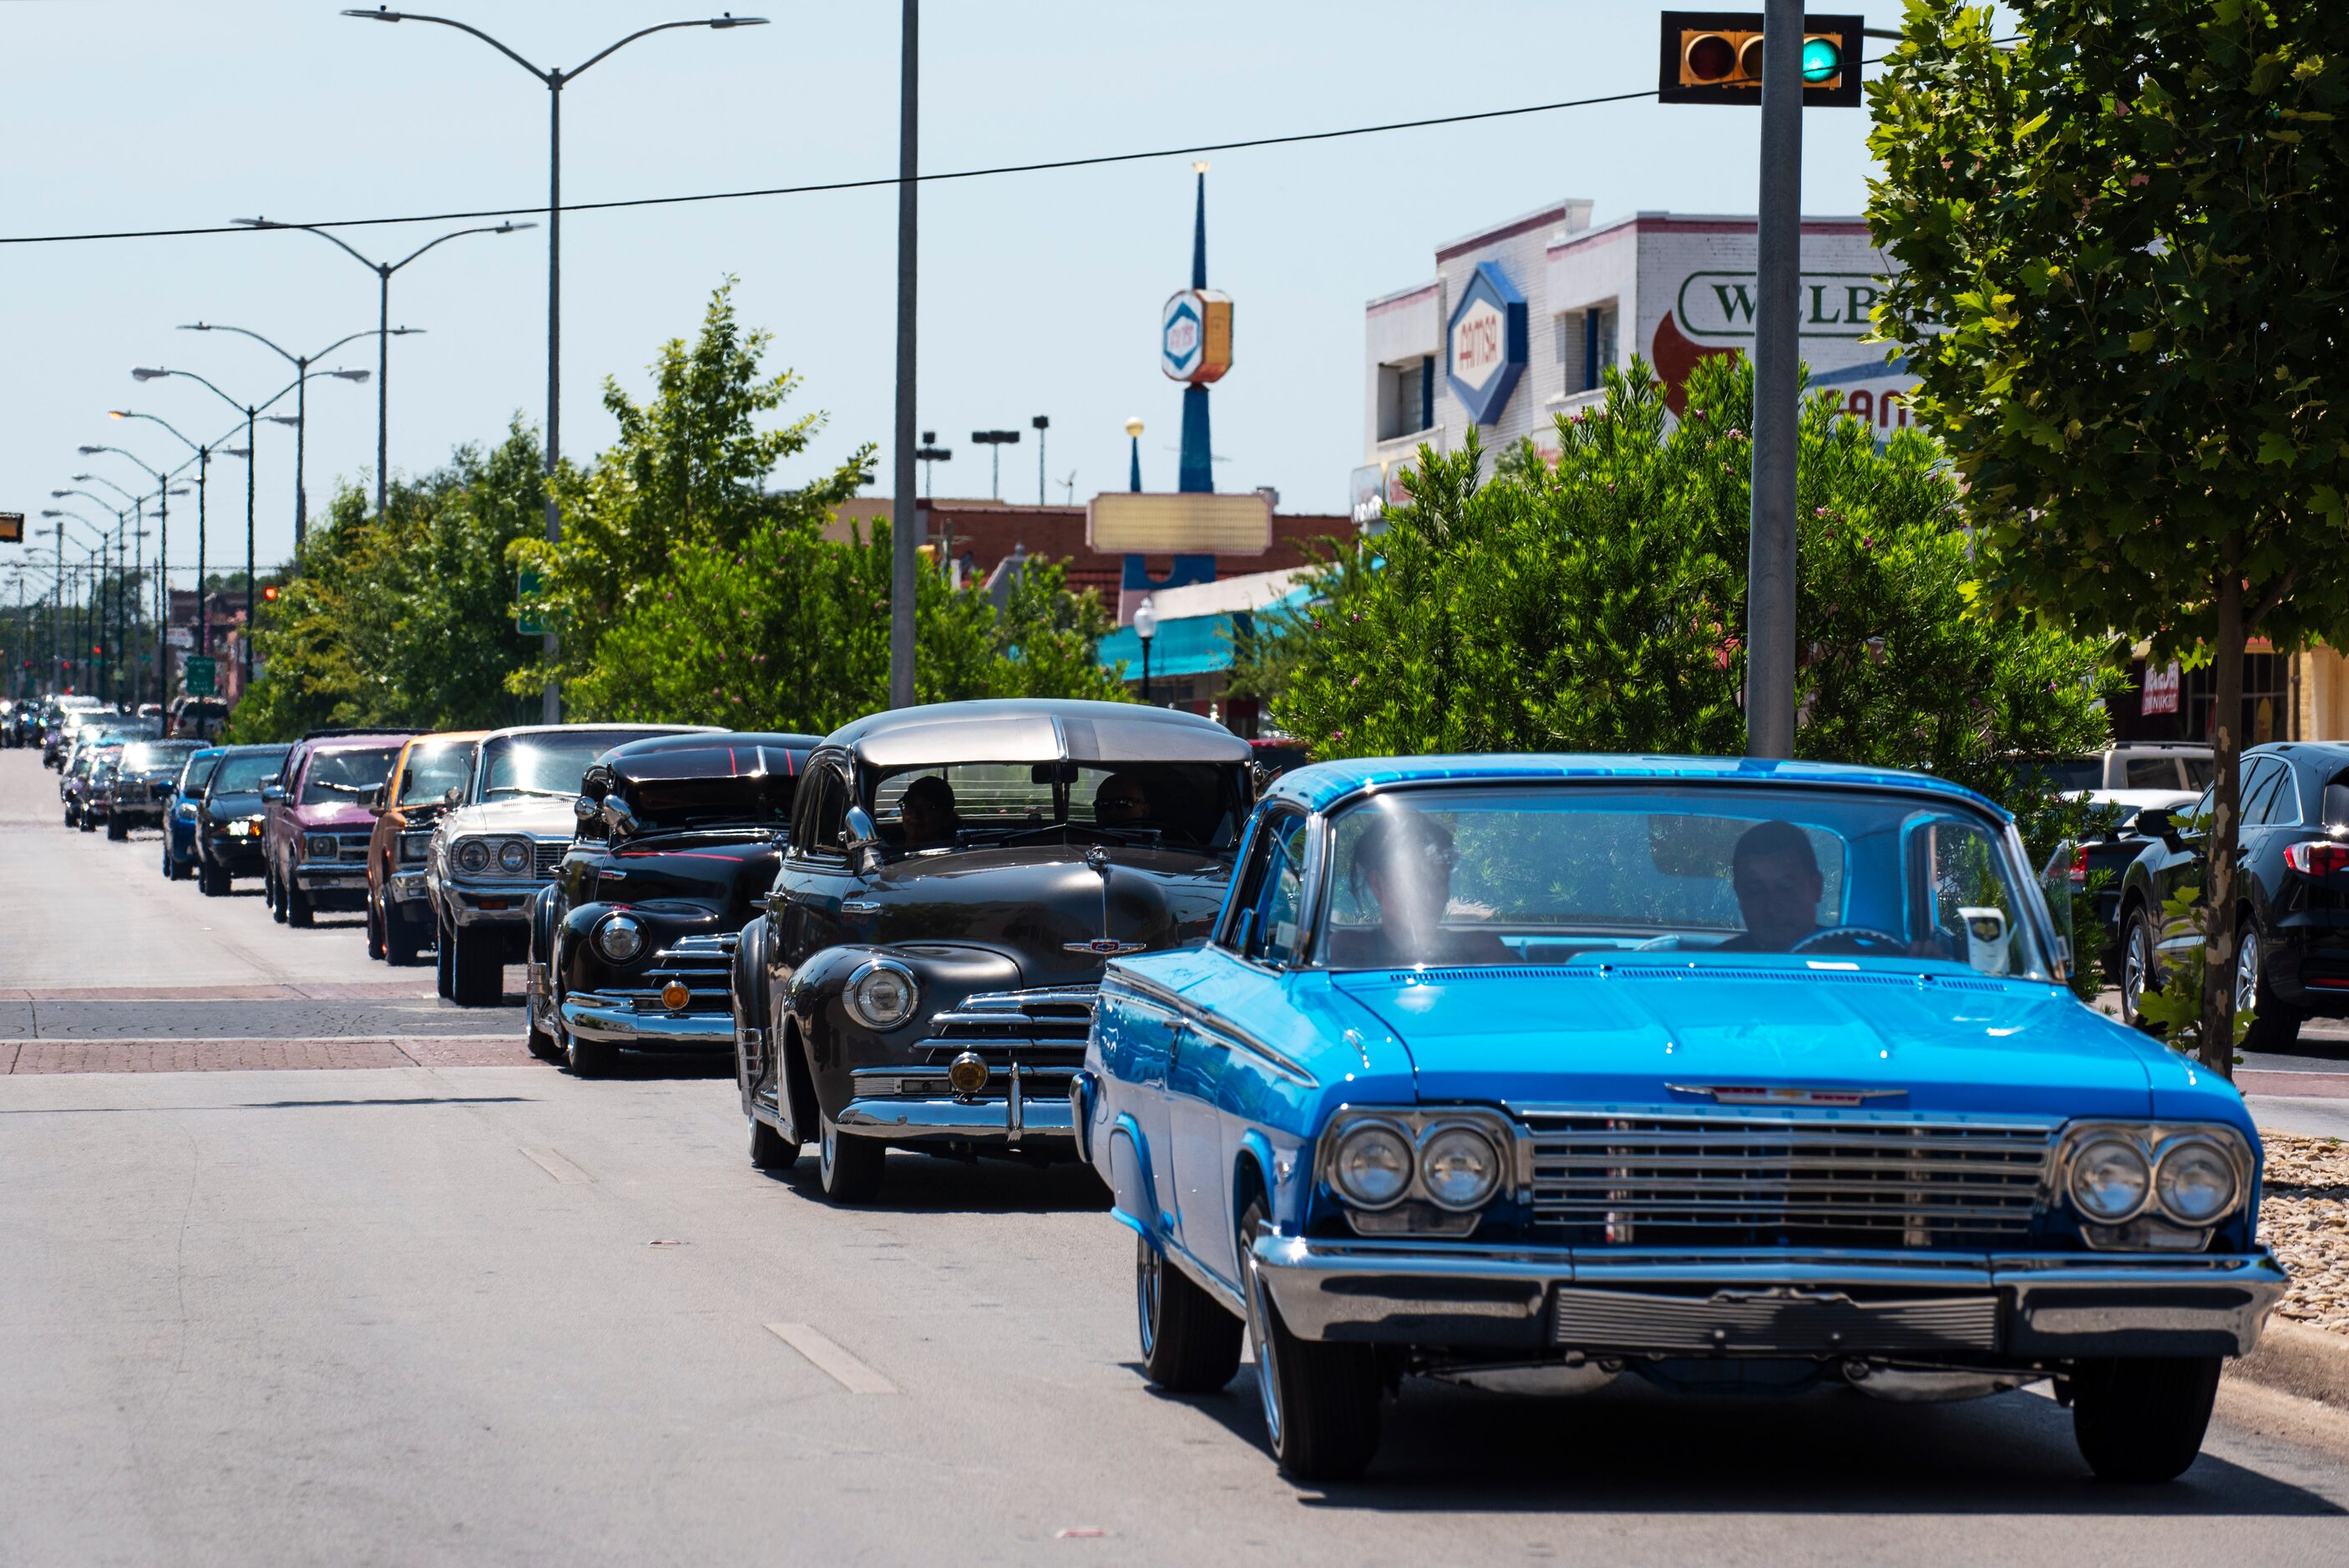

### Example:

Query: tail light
xmin=2283 ymin=840 xmax=2349 ymax=878
xmin=2068 ymin=846 xmax=2088 ymax=886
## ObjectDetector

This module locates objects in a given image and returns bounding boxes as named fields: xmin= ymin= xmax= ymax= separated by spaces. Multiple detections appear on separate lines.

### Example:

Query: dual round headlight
xmin=2068 ymin=1132 xmax=2241 ymax=1226
xmin=1329 ymin=1119 xmax=1503 ymax=1212
xmin=455 ymin=839 xmax=491 ymax=874
xmin=595 ymin=913 xmax=645 ymax=963
xmin=497 ymin=838 xmax=530 ymax=875
xmin=846 ymin=961 xmax=920 ymax=1031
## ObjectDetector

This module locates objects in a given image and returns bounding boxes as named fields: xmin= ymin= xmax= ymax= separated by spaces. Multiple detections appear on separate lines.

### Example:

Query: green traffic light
xmin=1801 ymin=36 xmax=1841 ymax=83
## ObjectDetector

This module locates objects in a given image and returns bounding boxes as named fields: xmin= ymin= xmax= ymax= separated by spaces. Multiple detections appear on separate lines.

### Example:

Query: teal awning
xmin=1099 ymin=584 xmax=1313 ymax=679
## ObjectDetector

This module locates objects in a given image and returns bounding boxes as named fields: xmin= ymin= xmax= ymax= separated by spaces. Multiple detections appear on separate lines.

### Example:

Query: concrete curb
xmin=2230 ymin=1319 xmax=2349 ymax=1410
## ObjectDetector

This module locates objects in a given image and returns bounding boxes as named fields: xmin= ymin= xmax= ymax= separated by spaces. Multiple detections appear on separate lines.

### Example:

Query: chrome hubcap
xmin=2124 ymin=925 xmax=2149 ymax=1014
xmin=1136 ymin=1237 xmax=1161 ymax=1358
xmin=1243 ymin=1222 xmax=1282 ymax=1449
xmin=2235 ymin=929 xmax=2260 ymax=1014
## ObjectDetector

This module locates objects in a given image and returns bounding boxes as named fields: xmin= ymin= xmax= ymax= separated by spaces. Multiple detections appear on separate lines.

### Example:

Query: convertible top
xmin=825 ymin=700 xmax=1249 ymax=770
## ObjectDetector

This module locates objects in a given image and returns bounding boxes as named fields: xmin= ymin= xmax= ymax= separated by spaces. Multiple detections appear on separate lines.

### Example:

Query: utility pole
xmin=1741 ymin=0 xmax=1804 ymax=758
xmin=1031 ymin=415 xmax=1050 ymax=505
xmin=889 ymin=0 xmax=919 ymax=709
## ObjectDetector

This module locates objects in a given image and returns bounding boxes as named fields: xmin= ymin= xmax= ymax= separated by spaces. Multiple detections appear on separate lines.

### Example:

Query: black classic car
xmin=195 ymin=743 xmax=294 ymax=896
xmin=526 ymin=732 xmax=818 ymax=1076
xmin=2119 ymin=740 xmax=2349 ymax=1049
xmin=733 ymin=699 xmax=1255 ymax=1202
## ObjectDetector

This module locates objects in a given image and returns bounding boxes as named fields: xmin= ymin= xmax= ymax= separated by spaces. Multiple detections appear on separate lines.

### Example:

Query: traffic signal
xmin=261 ymin=584 xmax=280 ymax=602
xmin=1658 ymin=12 xmax=1863 ymax=108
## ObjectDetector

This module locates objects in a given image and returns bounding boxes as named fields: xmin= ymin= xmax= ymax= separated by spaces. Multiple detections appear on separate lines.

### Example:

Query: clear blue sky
xmin=1 ymin=0 xmax=1916 ymax=590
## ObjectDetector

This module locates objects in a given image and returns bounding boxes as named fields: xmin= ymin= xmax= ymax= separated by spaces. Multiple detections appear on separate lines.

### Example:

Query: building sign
xmin=1349 ymin=465 xmax=1387 ymax=531
xmin=1161 ymin=289 xmax=1233 ymax=384
xmin=0 ymin=511 xmax=23 ymax=543
xmin=2142 ymin=660 xmax=2182 ymax=716
xmin=1673 ymin=271 xmax=1885 ymax=341
xmin=1445 ymin=261 xmax=1528 ymax=427
xmin=166 ymin=626 xmax=194 ymax=650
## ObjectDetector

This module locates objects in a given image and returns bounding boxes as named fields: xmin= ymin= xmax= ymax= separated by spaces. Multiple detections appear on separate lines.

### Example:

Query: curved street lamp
xmin=232 ymin=215 xmax=531 ymax=515
xmin=341 ymin=6 xmax=770 ymax=721
xmin=78 ymin=443 xmax=200 ymax=700
xmin=178 ymin=321 xmax=393 ymax=553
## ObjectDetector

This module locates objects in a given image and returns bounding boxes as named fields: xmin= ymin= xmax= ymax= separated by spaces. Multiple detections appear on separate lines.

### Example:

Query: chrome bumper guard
xmin=560 ymin=992 xmax=735 ymax=1051
xmin=293 ymin=862 xmax=369 ymax=888
xmin=441 ymin=879 xmax=538 ymax=926
xmin=1248 ymin=1236 xmax=2288 ymax=1358
xmin=837 ymin=1062 xmax=1076 ymax=1147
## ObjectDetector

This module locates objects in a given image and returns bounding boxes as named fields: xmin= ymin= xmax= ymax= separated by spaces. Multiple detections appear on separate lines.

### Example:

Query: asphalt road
xmin=5 ymin=748 xmax=2349 ymax=1566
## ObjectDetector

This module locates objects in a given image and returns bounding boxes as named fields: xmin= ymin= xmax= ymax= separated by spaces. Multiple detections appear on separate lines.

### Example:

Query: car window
xmin=2124 ymin=756 xmax=2183 ymax=789
xmin=301 ymin=746 xmax=401 ymax=805
xmin=2182 ymin=784 xmax=2215 ymax=834
xmin=1223 ymin=810 xmax=1308 ymax=962
xmin=2181 ymin=756 xmax=2217 ymax=789
xmin=179 ymin=753 xmax=222 ymax=793
xmin=2245 ymin=759 xmax=2303 ymax=827
xmin=2022 ymin=758 xmax=2102 ymax=793
xmin=210 ymin=751 xmax=287 ymax=794
xmin=479 ymin=731 xmax=664 ymax=800
xmin=397 ymin=742 xmax=475 ymax=805
xmin=868 ymin=761 xmax=1245 ymax=850
xmin=795 ymin=761 xmax=849 ymax=862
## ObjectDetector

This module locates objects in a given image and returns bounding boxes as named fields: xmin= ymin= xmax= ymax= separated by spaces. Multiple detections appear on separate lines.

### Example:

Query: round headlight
xmin=1420 ymin=1125 xmax=1501 ymax=1211
xmin=846 ymin=963 xmax=919 ymax=1030
xmin=456 ymin=839 xmax=491 ymax=874
xmin=497 ymin=838 xmax=530 ymax=874
xmin=305 ymin=835 xmax=337 ymax=861
xmin=2155 ymin=1138 xmax=2240 ymax=1226
xmin=2068 ymin=1136 xmax=2152 ymax=1223
xmin=1331 ymin=1122 xmax=1414 ymax=1210
xmin=595 ymin=914 xmax=645 ymax=963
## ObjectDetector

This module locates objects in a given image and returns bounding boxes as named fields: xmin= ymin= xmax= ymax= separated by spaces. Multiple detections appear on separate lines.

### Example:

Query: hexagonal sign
xmin=1161 ymin=288 xmax=1234 ymax=384
xmin=1445 ymin=261 xmax=1528 ymax=427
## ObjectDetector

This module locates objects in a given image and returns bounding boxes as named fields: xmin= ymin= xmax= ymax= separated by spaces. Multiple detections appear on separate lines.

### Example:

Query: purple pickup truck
xmin=261 ymin=730 xmax=413 ymax=928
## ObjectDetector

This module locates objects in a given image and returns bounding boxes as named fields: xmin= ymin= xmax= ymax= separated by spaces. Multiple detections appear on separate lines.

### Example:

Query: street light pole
xmin=341 ymin=7 xmax=771 ymax=724
xmin=180 ymin=323 xmax=398 ymax=555
xmin=1032 ymin=415 xmax=1050 ymax=506
xmin=234 ymin=217 xmax=531 ymax=515
xmin=890 ymin=0 xmax=919 ymax=710
xmin=78 ymin=444 xmax=187 ymax=704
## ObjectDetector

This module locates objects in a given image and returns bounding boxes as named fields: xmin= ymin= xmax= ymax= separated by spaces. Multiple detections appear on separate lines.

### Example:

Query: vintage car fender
xmin=555 ymin=899 xmax=732 ymax=994
xmin=778 ymin=941 xmax=1022 ymax=1093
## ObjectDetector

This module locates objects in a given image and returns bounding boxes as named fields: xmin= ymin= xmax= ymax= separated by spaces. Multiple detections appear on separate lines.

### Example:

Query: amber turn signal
xmin=661 ymin=980 xmax=691 ymax=1011
xmin=948 ymin=1051 xmax=990 ymax=1097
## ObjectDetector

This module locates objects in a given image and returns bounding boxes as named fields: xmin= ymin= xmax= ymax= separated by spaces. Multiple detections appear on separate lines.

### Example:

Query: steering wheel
xmin=1789 ymin=923 xmax=1909 ymax=955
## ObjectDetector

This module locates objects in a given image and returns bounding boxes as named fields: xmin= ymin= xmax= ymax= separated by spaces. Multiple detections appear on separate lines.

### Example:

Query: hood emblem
xmin=1668 ymin=1084 xmax=1907 ymax=1108
xmin=1066 ymin=845 xmax=1148 ymax=958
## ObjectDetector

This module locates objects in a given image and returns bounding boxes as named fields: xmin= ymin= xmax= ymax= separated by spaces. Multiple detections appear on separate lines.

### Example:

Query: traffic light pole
xmin=1742 ymin=0 xmax=1803 ymax=759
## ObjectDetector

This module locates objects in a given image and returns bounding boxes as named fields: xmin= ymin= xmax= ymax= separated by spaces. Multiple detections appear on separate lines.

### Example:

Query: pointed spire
xmin=1190 ymin=162 xmax=1209 ymax=291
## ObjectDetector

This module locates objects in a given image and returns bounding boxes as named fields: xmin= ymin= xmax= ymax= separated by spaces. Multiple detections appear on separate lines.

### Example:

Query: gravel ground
xmin=2264 ymin=1131 xmax=2349 ymax=1333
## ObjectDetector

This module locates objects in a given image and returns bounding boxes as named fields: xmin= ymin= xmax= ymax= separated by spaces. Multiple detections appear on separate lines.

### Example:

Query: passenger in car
xmin=1329 ymin=811 xmax=1515 ymax=968
xmin=897 ymin=774 xmax=962 ymax=847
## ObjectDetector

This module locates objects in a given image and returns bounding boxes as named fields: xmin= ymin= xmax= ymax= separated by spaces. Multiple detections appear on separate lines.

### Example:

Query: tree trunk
xmin=2199 ymin=559 xmax=2245 ymax=1080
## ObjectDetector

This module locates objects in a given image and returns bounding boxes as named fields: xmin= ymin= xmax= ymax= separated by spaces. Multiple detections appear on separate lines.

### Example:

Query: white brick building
xmin=1354 ymin=201 xmax=1920 ymax=515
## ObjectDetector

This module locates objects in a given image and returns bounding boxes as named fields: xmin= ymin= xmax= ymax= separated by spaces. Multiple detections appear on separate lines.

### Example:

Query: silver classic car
xmin=428 ymin=723 xmax=712 ymax=1004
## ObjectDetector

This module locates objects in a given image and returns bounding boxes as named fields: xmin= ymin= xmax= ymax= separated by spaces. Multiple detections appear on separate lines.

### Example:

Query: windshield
xmin=301 ymin=745 xmax=400 ymax=804
xmin=210 ymin=750 xmax=288 ymax=795
xmin=481 ymin=731 xmax=665 ymax=800
xmin=2019 ymin=758 xmax=2103 ymax=793
xmin=1309 ymin=785 xmax=2053 ymax=980
xmin=397 ymin=741 xmax=476 ymax=805
xmin=124 ymin=741 xmax=199 ymax=774
xmin=868 ymin=761 xmax=1246 ymax=851
xmin=179 ymin=753 xmax=223 ymax=793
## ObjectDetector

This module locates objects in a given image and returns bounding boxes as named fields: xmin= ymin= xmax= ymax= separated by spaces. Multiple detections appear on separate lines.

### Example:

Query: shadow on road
xmin=751 ymin=1146 xmax=1111 ymax=1215
xmin=1142 ymin=1373 xmax=2339 ymax=1516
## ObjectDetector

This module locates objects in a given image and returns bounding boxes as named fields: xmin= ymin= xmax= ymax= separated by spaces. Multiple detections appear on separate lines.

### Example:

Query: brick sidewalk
xmin=3 ymin=1035 xmax=533 ymax=1074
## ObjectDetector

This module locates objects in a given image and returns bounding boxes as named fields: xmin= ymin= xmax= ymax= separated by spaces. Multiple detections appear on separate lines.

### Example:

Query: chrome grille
xmin=622 ymin=933 xmax=737 ymax=1013
xmin=1522 ymin=1108 xmax=2055 ymax=1246
xmin=336 ymin=831 xmax=372 ymax=860
xmin=1552 ymin=1287 xmax=1998 ymax=1353
xmin=398 ymin=828 xmax=434 ymax=864
xmin=534 ymin=841 xmax=565 ymax=878
xmin=919 ymin=985 xmax=1096 ymax=1077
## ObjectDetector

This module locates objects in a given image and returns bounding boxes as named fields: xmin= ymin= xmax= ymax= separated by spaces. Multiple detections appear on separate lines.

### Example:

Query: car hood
xmin=1334 ymin=961 xmax=2162 ymax=1118
xmin=202 ymin=790 xmax=267 ymax=821
xmin=441 ymin=797 xmax=575 ymax=840
xmin=594 ymin=834 xmax=782 ymax=925
xmin=287 ymin=801 xmax=376 ymax=830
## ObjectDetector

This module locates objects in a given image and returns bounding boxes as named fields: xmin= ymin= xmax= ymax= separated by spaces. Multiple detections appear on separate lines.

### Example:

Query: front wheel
xmin=565 ymin=1026 xmax=619 ymax=1078
xmin=748 ymin=1112 xmax=800 ymax=1171
xmin=2119 ymin=903 xmax=2159 ymax=1033
xmin=1137 ymin=1232 xmax=1243 ymax=1393
xmin=2072 ymin=1356 xmax=2222 ymax=1482
xmin=106 ymin=813 xmax=126 ymax=841
xmin=268 ymin=870 xmax=288 ymax=924
xmin=199 ymin=859 xmax=228 ymax=898
xmin=1240 ymin=1199 xmax=1383 ymax=1481
xmin=448 ymin=923 xmax=502 ymax=1007
xmin=818 ymin=1114 xmax=885 ymax=1203
xmin=365 ymin=894 xmax=387 ymax=961
xmin=285 ymin=878 xmax=315 ymax=928
xmin=435 ymin=913 xmax=455 ymax=999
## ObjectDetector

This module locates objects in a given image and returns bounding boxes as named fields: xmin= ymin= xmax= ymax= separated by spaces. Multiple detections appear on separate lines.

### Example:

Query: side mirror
xmin=573 ymin=794 xmax=599 ymax=822
xmin=261 ymin=784 xmax=285 ymax=804
xmin=367 ymin=785 xmax=388 ymax=813
xmin=442 ymin=786 xmax=462 ymax=807
xmin=843 ymin=804 xmax=882 ymax=873
xmin=580 ymin=766 xmax=613 ymax=803
xmin=2136 ymin=807 xmax=2182 ymax=849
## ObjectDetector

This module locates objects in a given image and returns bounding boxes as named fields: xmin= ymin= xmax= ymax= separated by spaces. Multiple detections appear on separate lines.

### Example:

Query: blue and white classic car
xmin=1074 ymin=756 xmax=2287 ymax=1483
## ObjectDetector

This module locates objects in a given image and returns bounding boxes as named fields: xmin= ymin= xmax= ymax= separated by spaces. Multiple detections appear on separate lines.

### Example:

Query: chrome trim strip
xmin=559 ymin=998 xmax=736 ymax=1048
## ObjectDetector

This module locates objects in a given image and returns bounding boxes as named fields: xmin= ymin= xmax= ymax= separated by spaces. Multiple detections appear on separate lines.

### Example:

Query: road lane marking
xmin=766 ymin=1323 xmax=897 ymax=1394
xmin=519 ymin=1146 xmax=595 ymax=1184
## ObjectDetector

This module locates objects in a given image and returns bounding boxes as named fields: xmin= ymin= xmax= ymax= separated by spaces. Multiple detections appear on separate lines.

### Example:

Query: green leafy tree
xmin=1263 ymin=354 xmax=2113 ymax=799
xmin=1866 ymin=1 xmax=2349 ymax=1071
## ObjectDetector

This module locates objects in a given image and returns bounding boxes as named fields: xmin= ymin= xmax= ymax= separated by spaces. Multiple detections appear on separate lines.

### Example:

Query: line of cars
xmin=30 ymin=693 xmax=2300 ymax=1487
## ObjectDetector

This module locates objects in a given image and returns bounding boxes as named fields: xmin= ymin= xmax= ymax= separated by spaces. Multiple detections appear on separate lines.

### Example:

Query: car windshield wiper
xmin=485 ymin=785 xmax=575 ymax=800
xmin=312 ymin=781 xmax=377 ymax=796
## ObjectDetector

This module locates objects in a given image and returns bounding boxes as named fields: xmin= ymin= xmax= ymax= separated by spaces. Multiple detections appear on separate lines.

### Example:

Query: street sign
xmin=1657 ymin=12 xmax=1864 ymax=107
xmin=183 ymin=655 xmax=217 ymax=696
xmin=0 ymin=512 xmax=23 ymax=543
xmin=516 ymin=567 xmax=544 ymax=638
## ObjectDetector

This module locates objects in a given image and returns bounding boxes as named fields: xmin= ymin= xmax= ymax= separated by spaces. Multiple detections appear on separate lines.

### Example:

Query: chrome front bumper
xmin=1248 ymin=1236 xmax=2289 ymax=1358
xmin=437 ymin=878 xmax=539 ymax=926
xmin=293 ymin=862 xmax=369 ymax=890
xmin=837 ymin=1064 xmax=1076 ymax=1147
xmin=560 ymin=992 xmax=735 ymax=1051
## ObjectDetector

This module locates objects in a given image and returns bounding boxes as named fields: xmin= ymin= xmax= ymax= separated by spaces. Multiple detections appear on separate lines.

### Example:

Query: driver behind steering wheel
xmin=1719 ymin=819 xmax=1828 ymax=953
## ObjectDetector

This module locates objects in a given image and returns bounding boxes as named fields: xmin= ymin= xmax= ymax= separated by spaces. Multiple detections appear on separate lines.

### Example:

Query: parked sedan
xmin=527 ymin=731 xmax=816 ymax=1075
xmin=736 ymin=699 xmax=1254 ymax=1201
xmin=103 ymin=738 xmax=204 ymax=840
xmin=161 ymin=747 xmax=227 ymax=881
xmin=195 ymin=744 xmax=293 ymax=896
xmin=1079 ymin=754 xmax=2284 ymax=1485
xmin=366 ymin=731 xmax=485 ymax=965
xmin=62 ymin=743 xmax=124 ymax=831
xmin=2117 ymin=741 xmax=2349 ymax=1049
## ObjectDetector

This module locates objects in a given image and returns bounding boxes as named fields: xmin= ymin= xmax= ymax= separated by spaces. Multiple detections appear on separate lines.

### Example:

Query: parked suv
xmin=2028 ymin=741 xmax=2214 ymax=814
xmin=2118 ymin=740 xmax=2349 ymax=1049
xmin=262 ymin=730 xmax=413 ymax=928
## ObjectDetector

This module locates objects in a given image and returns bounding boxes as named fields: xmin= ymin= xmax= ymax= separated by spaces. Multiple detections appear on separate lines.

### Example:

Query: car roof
xmin=302 ymin=733 xmax=413 ymax=753
xmin=1262 ymin=753 xmax=2007 ymax=818
xmin=475 ymin=722 xmax=720 ymax=744
xmin=602 ymin=732 xmax=822 ymax=779
xmin=823 ymin=699 xmax=1249 ymax=769
xmin=215 ymin=742 xmax=292 ymax=756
